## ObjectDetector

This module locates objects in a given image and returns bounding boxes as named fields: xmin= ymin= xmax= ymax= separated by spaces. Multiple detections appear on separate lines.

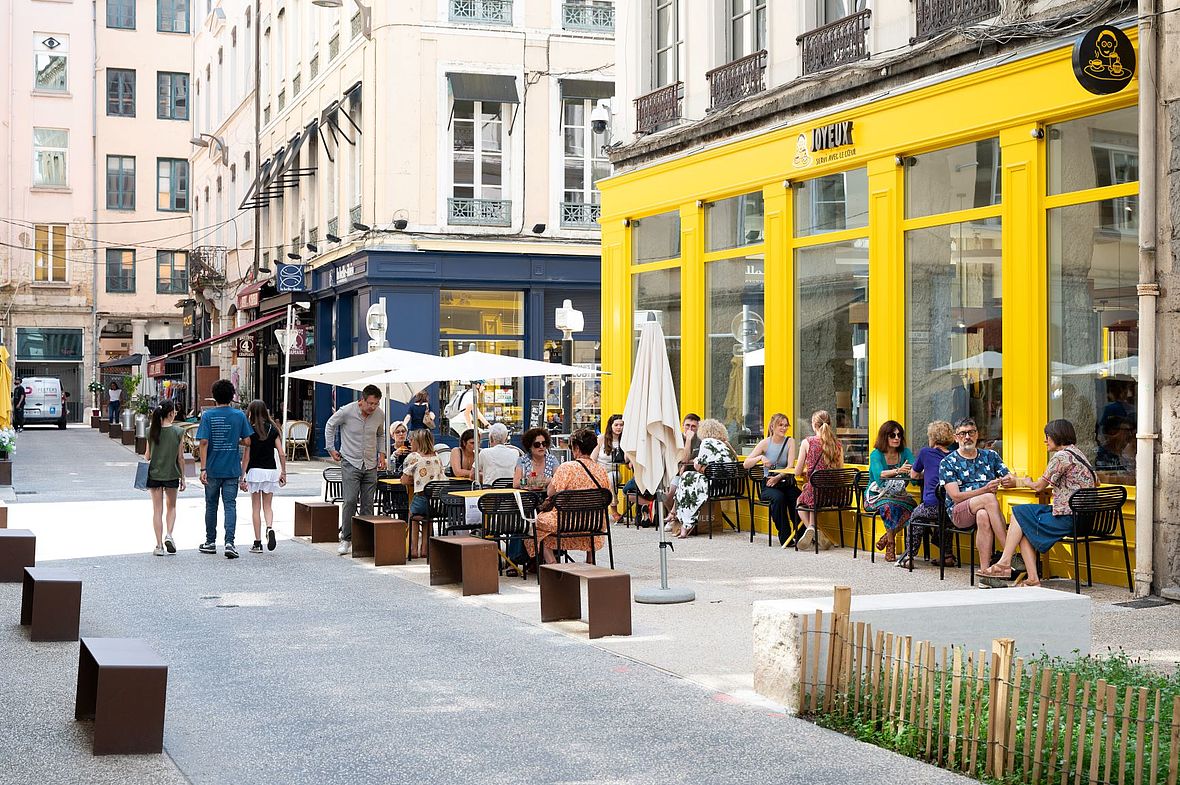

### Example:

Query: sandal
xmin=978 ymin=564 xmax=1015 ymax=580
xmin=884 ymin=535 xmax=897 ymax=563
xmin=677 ymin=523 xmax=694 ymax=539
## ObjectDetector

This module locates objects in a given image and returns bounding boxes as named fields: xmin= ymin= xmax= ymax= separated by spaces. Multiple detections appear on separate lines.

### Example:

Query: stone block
xmin=1158 ymin=384 xmax=1180 ymax=452
xmin=753 ymin=588 xmax=1090 ymax=714
xmin=1157 ymin=312 xmax=1180 ymax=386
xmin=1153 ymin=519 xmax=1180 ymax=592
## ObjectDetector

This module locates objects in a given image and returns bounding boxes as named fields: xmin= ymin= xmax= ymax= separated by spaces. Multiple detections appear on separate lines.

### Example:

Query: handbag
xmin=133 ymin=461 xmax=150 ymax=491
xmin=865 ymin=477 xmax=910 ymax=509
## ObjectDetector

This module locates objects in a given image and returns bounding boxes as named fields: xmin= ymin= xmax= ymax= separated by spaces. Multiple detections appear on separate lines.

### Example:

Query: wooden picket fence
xmin=799 ymin=588 xmax=1180 ymax=785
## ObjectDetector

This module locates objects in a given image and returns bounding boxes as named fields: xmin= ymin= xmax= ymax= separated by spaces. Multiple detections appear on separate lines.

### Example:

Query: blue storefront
xmin=311 ymin=247 xmax=601 ymax=452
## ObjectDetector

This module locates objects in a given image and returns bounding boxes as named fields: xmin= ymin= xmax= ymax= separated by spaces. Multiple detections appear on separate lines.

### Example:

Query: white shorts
xmin=245 ymin=467 xmax=281 ymax=495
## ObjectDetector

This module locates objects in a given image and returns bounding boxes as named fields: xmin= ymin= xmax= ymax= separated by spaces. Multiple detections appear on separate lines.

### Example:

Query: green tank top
xmin=148 ymin=425 xmax=183 ymax=481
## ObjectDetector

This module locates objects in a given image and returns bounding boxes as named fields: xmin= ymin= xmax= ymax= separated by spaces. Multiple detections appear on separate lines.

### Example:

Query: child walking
xmin=145 ymin=400 xmax=186 ymax=555
xmin=240 ymin=400 xmax=287 ymax=553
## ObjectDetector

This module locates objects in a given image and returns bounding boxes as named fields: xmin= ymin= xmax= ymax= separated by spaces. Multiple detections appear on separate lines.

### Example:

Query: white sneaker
xmin=796 ymin=528 xmax=815 ymax=551
xmin=337 ymin=540 xmax=351 ymax=555
xmin=152 ymin=546 xmax=166 ymax=556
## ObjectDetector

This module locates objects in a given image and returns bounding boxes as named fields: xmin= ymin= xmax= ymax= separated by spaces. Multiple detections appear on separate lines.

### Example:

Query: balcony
xmin=450 ymin=0 xmax=512 ymax=25
xmin=706 ymin=50 xmax=768 ymax=112
xmin=560 ymin=202 xmax=601 ymax=229
xmin=912 ymin=0 xmax=1000 ymax=41
xmin=562 ymin=2 xmax=614 ymax=34
xmin=797 ymin=9 xmax=872 ymax=75
xmin=634 ymin=82 xmax=683 ymax=134
xmin=448 ymin=197 xmax=511 ymax=227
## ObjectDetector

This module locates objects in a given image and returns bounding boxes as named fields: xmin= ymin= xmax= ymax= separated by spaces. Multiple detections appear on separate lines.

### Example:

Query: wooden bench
xmin=0 ymin=529 xmax=36 ymax=582
xmin=294 ymin=501 xmax=338 ymax=541
xmin=352 ymin=516 xmax=408 ymax=566
xmin=75 ymin=637 xmax=168 ymax=755
xmin=428 ymin=536 xmax=498 ymax=596
xmin=0 ymin=505 xmax=7 ymax=528
xmin=539 ymin=563 xmax=632 ymax=639
xmin=21 ymin=567 xmax=82 ymax=641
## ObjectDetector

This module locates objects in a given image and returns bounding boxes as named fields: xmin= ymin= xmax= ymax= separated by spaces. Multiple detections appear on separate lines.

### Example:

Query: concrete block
xmin=753 ymin=588 xmax=1090 ymax=714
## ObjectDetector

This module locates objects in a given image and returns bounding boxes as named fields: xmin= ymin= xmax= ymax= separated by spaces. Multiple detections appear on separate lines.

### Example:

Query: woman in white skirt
xmin=239 ymin=400 xmax=287 ymax=553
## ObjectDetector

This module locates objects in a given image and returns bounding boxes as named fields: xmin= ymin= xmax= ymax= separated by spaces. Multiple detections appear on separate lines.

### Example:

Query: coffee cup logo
xmin=1072 ymin=26 xmax=1135 ymax=95
xmin=792 ymin=134 xmax=811 ymax=169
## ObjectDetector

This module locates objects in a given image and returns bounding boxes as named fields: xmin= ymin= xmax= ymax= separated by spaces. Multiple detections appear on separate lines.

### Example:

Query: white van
xmin=20 ymin=377 xmax=67 ymax=429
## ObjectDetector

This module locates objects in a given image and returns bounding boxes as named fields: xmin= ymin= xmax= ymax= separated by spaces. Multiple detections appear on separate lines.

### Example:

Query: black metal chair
xmin=1065 ymin=486 xmax=1131 ymax=594
xmin=478 ymin=491 xmax=538 ymax=581
xmin=934 ymin=484 xmax=975 ymax=585
xmin=415 ymin=480 xmax=474 ymax=546
xmin=701 ymin=461 xmax=746 ymax=539
xmin=552 ymin=488 xmax=615 ymax=569
xmin=377 ymin=481 xmax=409 ymax=520
xmin=323 ymin=467 xmax=343 ymax=504
xmin=490 ymin=477 xmax=515 ymax=488
xmin=852 ymin=470 xmax=878 ymax=562
xmin=745 ymin=464 xmax=801 ymax=546
xmin=795 ymin=468 xmax=858 ymax=553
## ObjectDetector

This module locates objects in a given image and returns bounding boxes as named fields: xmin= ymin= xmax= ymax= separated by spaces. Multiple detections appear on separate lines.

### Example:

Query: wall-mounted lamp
xmin=352 ymin=222 xmax=372 ymax=232
xmin=622 ymin=218 xmax=631 ymax=228
xmin=190 ymin=133 xmax=229 ymax=164
xmin=311 ymin=0 xmax=371 ymax=39
xmin=695 ymin=199 xmax=704 ymax=208
xmin=306 ymin=243 xmax=319 ymax=253
xmin=287 ymin=252 xmax=302 ymax=260
xmin=392 ymin=219 xmax=408 ymax=230
xmin=895 ymin=154 xmax=906 ymax=167
xmin=1030 ymin=127 xmax=1045 ymax=139
xmin=531 ymin=223 xmax=546 ymax=234
xmin=325 ymin=233 xmax=342 ymax=243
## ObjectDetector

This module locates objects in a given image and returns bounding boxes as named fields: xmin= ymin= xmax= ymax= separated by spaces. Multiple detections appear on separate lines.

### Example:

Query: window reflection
xmin=905 ymin=139 xmax=1001 ymax=220
xmin=794 ymin=169 xmax=868 ymax=237
xmin=632 ymin=211 xmax=681 ymax=264
xmin=706 ymin=191 xmax=764 ymax=252
xmin=633 ymin=267 xmax=682 ymax=399
xmin=705 ymin=255 xmax=764 ymax=448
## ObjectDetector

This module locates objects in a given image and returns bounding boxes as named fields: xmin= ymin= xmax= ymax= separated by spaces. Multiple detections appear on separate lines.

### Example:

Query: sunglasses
xmin=532 ymin=440 xmax=549 ymax=448
xmin=889 ymin=432 xmax=902 ymax=438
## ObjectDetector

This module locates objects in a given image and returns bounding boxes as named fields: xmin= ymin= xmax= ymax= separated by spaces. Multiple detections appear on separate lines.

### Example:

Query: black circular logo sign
xmin=1072 ymin=26 xmax=1135 ymax=95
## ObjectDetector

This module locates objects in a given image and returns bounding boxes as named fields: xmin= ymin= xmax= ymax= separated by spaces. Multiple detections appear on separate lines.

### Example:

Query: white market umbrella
xmin=933 ymin=350 xmax=1004 ymax=373
xmin=286 ymin=347 xmax=446 ymax=402
xmin=621 ymin=319 xmax=692 ymax=605
xmin=1063 ymin=355 xmax=1138 ymax=378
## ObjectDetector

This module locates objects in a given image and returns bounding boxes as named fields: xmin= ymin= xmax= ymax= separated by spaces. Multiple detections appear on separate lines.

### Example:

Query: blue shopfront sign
xmin=276 ymin=263 xmax=307 ymax=293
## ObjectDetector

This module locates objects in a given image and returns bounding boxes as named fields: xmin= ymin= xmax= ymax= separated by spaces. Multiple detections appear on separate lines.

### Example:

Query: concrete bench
xmin=428 ymin=536 xmax=498 ymax=596
xmin=21 ymin=567 xmax=82 ymax=641
xmin=352 ymin=516 xmax=408 ymax=566
xmin=752 ymin=587 xmax=1091 ymax=714
xmin=539 ymin=563 xmax=632 ymax=639
xmin=294 ymin=501 xmax=339 ymax=541
xmin=75 ymin=637 xmax=168 ymax=755
xmin=0 ymin=529 xmax=36 ymax=582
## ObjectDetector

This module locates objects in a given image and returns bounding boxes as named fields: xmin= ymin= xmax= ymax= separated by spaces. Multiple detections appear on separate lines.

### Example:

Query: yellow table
xmin=450 ymin=488 xmax=523 ymax=499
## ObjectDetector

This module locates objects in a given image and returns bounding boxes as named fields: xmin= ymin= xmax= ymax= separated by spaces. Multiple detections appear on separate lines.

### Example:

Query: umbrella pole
xmin=634 ymin=485 xmax=695 ymax=605
xmin=471 ymin=383 xmax=481 ymax=487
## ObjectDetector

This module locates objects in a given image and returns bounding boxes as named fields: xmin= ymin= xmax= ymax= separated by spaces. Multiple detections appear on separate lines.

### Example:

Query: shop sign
xmin=237 ymin=287 xmax=260 ymax=310
xmin=236 ymin=336 xmax=256 ymax=357
xmin=330 ymin=260 xmax=366 ymax=287
xmin=291 ymin=325 xmax=307 ymax=357
xmin=148 ymin=359 xmax=167 ymax=377
xmin=277 ymin=262 xmax=306 ymax=293
xmin=793 ymin=120 xmax=857 ymax=169
xmin=182 ymin=303 xmax=197 ymax=342
xmin=1072 ymin=26 xmax=1135 ymax=95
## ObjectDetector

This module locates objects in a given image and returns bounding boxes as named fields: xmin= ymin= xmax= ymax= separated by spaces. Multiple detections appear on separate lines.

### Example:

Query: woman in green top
xmin=866 ymin=420 xmax=917 ymax=562
xmin=145 ymin=400 xmax=187 ymax=556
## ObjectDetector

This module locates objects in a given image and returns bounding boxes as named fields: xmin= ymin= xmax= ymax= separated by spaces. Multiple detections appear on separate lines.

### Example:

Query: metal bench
xmin=351 ymin=516 xmax=408 ymax=566
xmin=294 ymin=501 xmax=339 ymax=542
xmin=75 ymin=637 xmax=168 ymax=755
xmin=428 ymin=535 xmax=498 ymax=596
xmin=539 ymin=562 xmax=632 ymax=639
xmin=0 ymin=529 xmax=36 ymax=582
xmin=21 ymin=567 xmax=82 ymax=641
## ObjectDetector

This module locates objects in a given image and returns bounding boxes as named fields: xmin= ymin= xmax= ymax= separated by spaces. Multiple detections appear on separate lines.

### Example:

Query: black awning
xmin=99 ymin=353 xmax=144 ymax=369
xmin=447 ymin=72 xmax=519 ymax=104
xmin=240 ymin=121 xmax=318 ymax=208
xmin=561 ymin=79 xmax=613 ymax=100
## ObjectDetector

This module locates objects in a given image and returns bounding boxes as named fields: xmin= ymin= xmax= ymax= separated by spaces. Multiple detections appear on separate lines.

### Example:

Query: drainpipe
xmin=1134 ymin=0 xmax=1159 ymax=598
xmin=91 ymin=1 xmax=100 ymax=417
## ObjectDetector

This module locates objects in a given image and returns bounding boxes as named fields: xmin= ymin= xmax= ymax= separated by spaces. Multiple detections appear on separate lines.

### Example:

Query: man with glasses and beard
xmin=938 ymin=417 xmax=1015 ymax=572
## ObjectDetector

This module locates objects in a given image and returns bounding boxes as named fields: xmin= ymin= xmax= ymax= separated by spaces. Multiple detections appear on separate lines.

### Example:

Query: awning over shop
xmin=446 ymin=73 xmax=519 ymax=104
xmin=236 ymin=280 xmax=267 ymax=310
xmin=240 ymin=121 xmax=318 ymax=209
xmin=155 ymin=311 xmax=287 ymax=364
xmin=99 ymin=353 xmax=144 ymax=369
xmin=561 ymin=79 xmax=614 ymax=100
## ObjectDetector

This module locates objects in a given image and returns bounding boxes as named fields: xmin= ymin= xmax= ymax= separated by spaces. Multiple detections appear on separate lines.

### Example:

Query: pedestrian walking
xmin=108 ymin=381 xmax=122 ymax=424
xmin=239 ymin=399 xmax=287 ymax=554
xmin=324 ymin=384 xmax=386 ymax=555
xmin=196 ymin=379 xmax=253 ymax=558
xmin=11 ymin=377 xmax=25 ymax=432
xmin=145 ymin=400 xmax=186 ymax=556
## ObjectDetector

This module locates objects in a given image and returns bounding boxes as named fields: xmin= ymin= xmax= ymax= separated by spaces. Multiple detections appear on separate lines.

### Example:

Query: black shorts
xmin=146 ymin=477 xmax=180 ymax=489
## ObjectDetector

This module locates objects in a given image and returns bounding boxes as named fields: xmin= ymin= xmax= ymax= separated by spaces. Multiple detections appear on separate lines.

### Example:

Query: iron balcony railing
xmin=912 ymin=0 xmax=1000 ymax=41
xmin=634 ymin=81 xmax=683 ymax=134
xmin=448 ymin=197 xmax=511 ymax=227
xmin=560 ymin=202 xmax=601 ymax=228
xmin=450 ymin=0 xmax=513 ymax=25
xmin=327 ymin=217 xmax=339 ymax=237
xmin=797 ymin=9 xmax=872 ymax=75
xmin=562 ymin=2 xmax=614 ymax=33
xmin=349 ymin=205 xmax=362 ymax=226
xmin=706 ymin=50 xmax=768 ymax=111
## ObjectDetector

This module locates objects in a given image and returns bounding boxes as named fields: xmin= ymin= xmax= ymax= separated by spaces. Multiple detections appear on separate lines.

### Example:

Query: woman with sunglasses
xmin=514 ymin=427 xmax=560 ymax=493
xmin=865 ymin=420 xmax=917 ymax=562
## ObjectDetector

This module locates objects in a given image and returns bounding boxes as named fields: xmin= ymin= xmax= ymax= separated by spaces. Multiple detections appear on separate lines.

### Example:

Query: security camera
xmin=590 ymin=100 xmax=611 ymax=135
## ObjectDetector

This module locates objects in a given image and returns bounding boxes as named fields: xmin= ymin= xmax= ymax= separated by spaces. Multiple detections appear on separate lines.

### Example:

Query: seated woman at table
xmin=400 ymin=429 xmax=448 ymax=559
xmin=514 ymin=427 xmax=560 ymax=493
xmin=389 ymin=422 xmax=410 ymax=476
xmin=979 ymin=419 xmax=1096 ymax=587
xmin=795 ymin=410 xmax=844 ymax=551
xmin=743 ymin=413 xmax=800 ymax=547
xmin=450 ymin=428 xmax=476 ymax=479
xmin=591 ymin=413 xmax=626 ymax=522
xmin=866 ymin=420 xmax=917 ymax=562
xmin=672 ymin=418 xmax=737 ymax=538
xmin=904 ymin=420 xmax=957 ymax=568
xmin=526 ymin=428 xmax=611 ymax=565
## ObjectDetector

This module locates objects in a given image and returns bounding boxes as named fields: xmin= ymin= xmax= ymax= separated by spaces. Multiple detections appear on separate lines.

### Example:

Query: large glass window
xmin=706 ymin=255 xmax=764 ymax=448
xmin=653 ymin=0 xmax=680 ymax=87
xmin=729 ymin=0 xmax=767 ymax=60
xmin=34 ymin=34 xmax=68 ymax=92
xmin=795 ymin=169 xmax=868 ymax=237
xmin=34 ymin=224 xmax=67 ymax=283
xmin=33 ymin=128 xmax=68 ymax=187
xmin=906 ymin=220 xmax=1004 ymax=448
xmin=1047 ymin=107 xmax=1137 ymax=197
xmin=158 ymin=0 xmax=190 ymax=33
xmin=1049 ymin=198 xmax=1138 ymax=485
xmin=905 ymin=138 xmax=1001 ymax=219
xmin=157 ymin=158 xmax=189 ymax=211
xmin=439 ymin=290 xmax=525 ymax=434
xmin=561 ymin=97 xmax=610 ymax=220
xmin=819 ymin=0 xmax=865 ymax=25
xmin=107 ymin=0 xmax=135 ymax=29
xmin=706 ymin=191 xmax=764 ymax=252
xmin=106 ymin=68 xmax=136 ymax=116
xmin=452 ymin=100 xmax=505 ymax=201
xmin=106 ymin=249 xmax=135 ymax=293
xmin=106 ymin=155 xmax=135 ymax=210
xmin=632 ymin=210 xmax=680 ymax=264
xmin=156 ymin=251 xmax=187 ymax=293
xmin=543 ymin=340 xmax=602 ymax=433
xmin=633 ymin=267 xmax=682 ymax=399
xmin=157 ymin=72 xmax=189 ymax=120
xmin=17 ymin=328 xmax=81 ymax=360
xmin=796 ymin=240 xmax=869 ymax=463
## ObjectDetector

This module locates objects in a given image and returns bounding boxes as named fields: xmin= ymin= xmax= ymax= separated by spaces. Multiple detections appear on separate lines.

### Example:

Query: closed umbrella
xmin=0 ymin=346 xmax=12 ymax=430
xmin=621 ymin=318 xmax=692 ymax=604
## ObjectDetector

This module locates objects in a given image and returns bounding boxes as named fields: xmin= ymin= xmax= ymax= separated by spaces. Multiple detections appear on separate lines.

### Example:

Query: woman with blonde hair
xmin=400 ymin=428 xmax=448 ymax=558
xmin=672 ymin=418 xmax=737 ymax=538
xmin=743 ymin=413 xmax=801 ymax=546
xmin=794 ymin=410 xmax=843 ymax=551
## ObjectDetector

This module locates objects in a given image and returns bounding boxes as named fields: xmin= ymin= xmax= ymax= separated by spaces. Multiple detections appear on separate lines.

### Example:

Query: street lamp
xmin=276 ymin=300 xmax=311 ymax=437
xmin=554 ymin=299 xmax=584 ymax=437
xmin=311 ymin=0 xmax=372 ymax=39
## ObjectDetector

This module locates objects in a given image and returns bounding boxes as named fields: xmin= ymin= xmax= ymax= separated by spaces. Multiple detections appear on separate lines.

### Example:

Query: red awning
xmin=236 ymin=280 xmax=266 ymax=310
xmin=153 ymin=311 xmax=287 ymax=369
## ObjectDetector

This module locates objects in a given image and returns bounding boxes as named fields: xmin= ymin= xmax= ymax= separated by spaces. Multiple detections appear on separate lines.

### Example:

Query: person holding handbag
xmin=743 ymin=413 xmax=801 ymax=547
xmin=404 ymin=391 xmax=435 ymax=432
xmin=525 ymin=428 xmax=610 ymax=565
xmin=865 ymin=420 xmax=918 ymax=562
xmin=145 ymin=401 xmax=186 ymax=556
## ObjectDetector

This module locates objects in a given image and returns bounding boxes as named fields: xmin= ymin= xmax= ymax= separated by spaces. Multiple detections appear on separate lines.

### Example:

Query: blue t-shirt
xmin=938 ymin=448 xmax=1010 ymax=510
xmin=913 ymin=446 xmax=951 ymax=507
xmin=196 ymin=407 xmax=253 ymax=478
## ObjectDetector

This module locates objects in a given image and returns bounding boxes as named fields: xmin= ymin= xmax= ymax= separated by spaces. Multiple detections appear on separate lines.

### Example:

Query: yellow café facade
xmin=599 ymin=32 xmax=1140 ymax=585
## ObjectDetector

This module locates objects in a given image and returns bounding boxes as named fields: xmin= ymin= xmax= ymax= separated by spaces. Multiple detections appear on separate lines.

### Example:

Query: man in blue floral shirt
xmin=938 ymin=417 xmax=1014 ymax=571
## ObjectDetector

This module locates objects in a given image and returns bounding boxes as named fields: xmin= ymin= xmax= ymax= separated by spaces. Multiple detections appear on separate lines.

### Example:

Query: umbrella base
xmin=634 ymin=586 xmax=696 ymax=605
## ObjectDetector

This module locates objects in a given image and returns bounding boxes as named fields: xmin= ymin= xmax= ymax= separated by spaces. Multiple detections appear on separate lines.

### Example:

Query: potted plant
xmin=0 ymin=427 xmax=16 ymax=461
xmin=119 ymin=373 xmax=142 ymax=430
xmin=87 ymin=379 xmax=106 ymax=414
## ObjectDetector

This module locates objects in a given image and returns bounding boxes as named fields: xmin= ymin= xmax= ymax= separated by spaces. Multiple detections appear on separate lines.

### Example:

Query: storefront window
xmin=438 ymin=339 xmax=525 ymax=435
xmin=1047 ymin=107 xmax=1137 ymax=197
xmin=543 ymin=340 xmax=602 ymax=432
xmin=1049 ymin=198 xmax=1138 ymax=485
xmin=632 ymin=211 xmax=680 ymax=264
xmin=705 ymin=255 xmax=764 ymax=448
xmin=706 ymin=191 xmax=764 ymax=252
xmin=439 ymin=290 xmax=525 ymax=434
xmin=633 ymin=267 xmax=681 ymax=399
xmin=794 ymin=169 xmax=868 ymax=237
xmin=905 ymin=139 xmax=1001 ymax=219
xmin=906 ymin=220 xmax=1004 ymax=449
xmin=440 ymin=290 xmax=523 ymax=335
xmin=795 ymin=240 xmax=869 ymax=463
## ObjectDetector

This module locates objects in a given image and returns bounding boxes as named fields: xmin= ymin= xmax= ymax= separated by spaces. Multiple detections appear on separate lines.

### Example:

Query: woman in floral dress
xmin=526 ymin=429 xmax=611 ymax=564
xmin=794 ymin=410 xmax=844 ymax=551
xmin=672 ymin=418 xmax=737 ymax=538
